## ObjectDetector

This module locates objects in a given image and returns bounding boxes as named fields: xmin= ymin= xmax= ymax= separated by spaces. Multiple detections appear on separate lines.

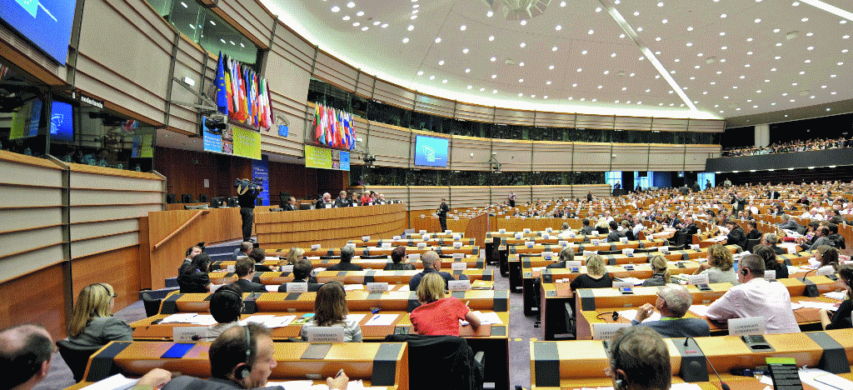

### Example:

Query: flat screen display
xmin=49 ymin=101 xmax=73 ymax=142
xmin=0 ymin=0 xmax=76 ymax=64
xmin=414 ymin=135 xmax=449 ymax=168
xmin=201 ymin=117 xmax=261 ymax=160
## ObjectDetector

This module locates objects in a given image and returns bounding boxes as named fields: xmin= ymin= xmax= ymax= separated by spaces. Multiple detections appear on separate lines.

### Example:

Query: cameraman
xmin=236 ymin=179 xmax=261 ymax=242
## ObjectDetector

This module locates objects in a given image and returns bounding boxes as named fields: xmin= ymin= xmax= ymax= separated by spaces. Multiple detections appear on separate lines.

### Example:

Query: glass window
xmin=605 ymin=171 xmax=622 ymax=187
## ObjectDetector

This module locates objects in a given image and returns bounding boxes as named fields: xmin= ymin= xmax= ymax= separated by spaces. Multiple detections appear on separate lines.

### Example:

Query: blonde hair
xmin=586 ymin=255 xmax=606 ymax=276
xmin=707 ymin=244 xmax=734 ymax=271
xmin=417 ymin=273 xmax=447 ymax=304
xmin=649 ymin=255 xmax=671 ymax=283
xmin=280 ymin=247 xmax=305 ymax=267
xmin=69 ymin=283 xmax=115 ymax=337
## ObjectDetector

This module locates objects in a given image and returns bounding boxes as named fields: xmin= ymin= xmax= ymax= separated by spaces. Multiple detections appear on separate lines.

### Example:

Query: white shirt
xmin=705 ymin=278 xmax=800 ymax=334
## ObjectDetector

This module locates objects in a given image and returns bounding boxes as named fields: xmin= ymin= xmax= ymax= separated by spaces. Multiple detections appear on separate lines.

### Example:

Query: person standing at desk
xmin=236 ymin=180 xmax=261 ymax=243
xmin=67 ymin=283 xmax=133 ymax=348
xmin=705 ymin=254 xmax=800 ymax=334
xmin=508 ymin=191 xmax=517 ymax=207
xmin=437 ymin=198 xmax=450 ymax=232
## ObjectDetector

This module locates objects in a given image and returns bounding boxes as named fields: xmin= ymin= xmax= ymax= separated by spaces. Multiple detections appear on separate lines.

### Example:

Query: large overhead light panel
xmin=481 ymin=0 xmax=553 ymax=20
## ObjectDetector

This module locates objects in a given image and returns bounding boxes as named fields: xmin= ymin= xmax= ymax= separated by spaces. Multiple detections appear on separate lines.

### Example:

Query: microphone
xmin=683 ymin=336 xmax=730 ymax=390
xmin=801 ymin=268 xmax=816 ymax=282
xmin=191 ymin=335 xmax=203 ymax=341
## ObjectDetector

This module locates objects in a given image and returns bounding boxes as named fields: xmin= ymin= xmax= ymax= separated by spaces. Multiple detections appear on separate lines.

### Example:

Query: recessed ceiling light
xmin=674 ymin=59 xmax=680 ymax=62
xmin=463 ymin=48 xmax=469 ymax=54
xmin=845 ymin=35 xmax=850 ymax=39
xmin=832 ymin=91 xmax=837 ymax=94
xmin=656 ymin=37 xmax=662 ymax=41
xmin=442 ymin=79 xmax=447 ymax=83
xmin=577 ymin=68 xmax=582 ymax=72
xmin=343 ymin=15 xmax=350 ymax=20
xmin=518 ymin=93 xmax=523 ymax=97
xmin=799 ymin=70 xmax=805 ymax=74
xmin=435 ymin=37 xmax=441 ymax=43
xmin=720 ymin=32 xmax=726 ymax=36
xmin=361 ymin=26 xmax=368 ymax=31
xmin=408 ymin=25 xmax=414 ymax=31
xmin=489 ymin=35 xmax=495 ymax=41
xmin=783 ymin=93 xmax=788 ymax=96
xmin=771 ymin=68 xmax=777 ymax=71
xmin=637 ymin=27 xmax=643 ymax=31
xmin=482 ymin=87 xmax=487 ymax=91
xmin=842 ymin=20 xmax=848 ymax=24
xmin=552 ymin=46 xmax=558 ymax=51
xmin=840 ymin=62 xmax=845 ymax=65
xmin=611 ymin=52 xmax=616 ymax=57
xmin=688 ymin=26 xmax=694 ymax=31
xmin=490 ymin=56 xmax=496 ymax=62
xmin=417 ymin=70 xmax=423 ymax=75
xmin=410 ymin=15 xmax=417 ymax=19
xmin=588 ymin=30 xmax=594 ymax=35
xmin=844 ymin=49 xmax=849 ymax=53
xmin=353 ymin=22 xmax=360 ymax=26
xmin=346 ymin=1 xmax=355 ymax=8
xmin=598 ymin=85 xmax=603 ymax=89
xmin=595 ymin=7 xmax=602 ymax=12
xmin=357 ymin=11 xmax=364 ymax=16
xmin=493 ymin=90 xmax=497 ymax=93
xmin=776 ymin=42 xmax=782 ymax=46
xmin=519 ymin=20 xmax=528 ymax=26
xmin=487 ymin=10 xmax=493 ymax=17
xmin=619 ymin=33 xmax=626 ymax=38
xmin=519 ymin=78 xmax=524 ymax=82
xmin=413 ymin=4 xmax=418 ymax=7
xmin=806 ymin=32 xmax=813 ymax=36
xmin=721 ymin=13 xmax=727 ymax=18
xmin=546 ymin=81 xmax=551 ymax=85
xmin=662 ymin=19 xmax=668 ymax=24
xmin=460 ymin=25 xmax=466 ymax=31
xmin=429 ymin=75 xmax=435 ymax=80
xmin=686 ymin=42 xmax=693 ymax=47
xmin=556 ymin=25 xmax=562 ymax=31
xmin=491 ymin=74 xmax=497 ymax=78
xmin=467 ymin=85 xmax=472 ymax=89
xmin=740 ymin=75 xmax=745 ymax=79
xmin=634 ymin=11 xmax=640 ymax=16
xmin=381 ymin=23 xmax=388 ymax=28
xmin=604 ymin=70 xmax=609 ymax=74
xmin=831 ymin=74 xmax=837 ymax=77
xmin=438 ymin=60 xmax=444 ymax=65
xmin=331 ymin=6 xmax=340 ymax=12
xmin=747 ymin=51 xmax=753 ymax=55
xmin=801 ymin=17 xmax=808 ymax=22
xmin=465 ymin=68 xmax=470 ymax=73
xmin=792 ymin=1 xmax=799 ymax=5
xmin=721 ymin=46 xmax=727 ymax=50
xmin=657 ymin=1 xmax=664 ymax=6
xmin=548 ymin=65 xmax=555 ymax=69
xmin=560 ymin=1 xmax=566 ymax=6
xmin=519 ymin=62 xmax=525 ymax=66
xmin=755 ymin=18 xmax=761 ymax=23
xmin=519 ymin=42 xmax=526 ymax=48
xmin=572 ymin=83 xmax=577 ymax=87
xmin=827 ymin=108 xmax=831 ymax=111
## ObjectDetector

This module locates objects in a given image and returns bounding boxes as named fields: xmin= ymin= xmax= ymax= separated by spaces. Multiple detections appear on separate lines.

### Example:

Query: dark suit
xmin=316 ymin=200 xmax=333 ymax=209
xmin=746 ymin=229 xmax=762 ymax=240
xmin=278 ymin=280 xmax=322 ymax=292
xmin=771 ymin=245 xmax=787 ymax=255
xmin=680 ymin=223 xmax=698 ymax=235
xmin=163 ymin=376 xmax=282 ymax=390
xmin=233 ymin=278 xmax=266 ymax=293
xmin=726 ymin=227 xmax=747 ymax=250
xmin=607 ymin=230 xmax=626 ymax=243
xmin=767 ymin=191 xmax=781 ymax=200
xmin=580 ymin=226 xmax=594 ymax=235
xmin=282 ymin=203 xmax=297 ymax=211
xmin=334 ymin=198 xmax=350 ymax=208
xmin=437 ymin=202 xmax=450 ymax=232
xmin=255 ymin=263 xmax=273 ymax=272
xmin=326 ymin=262 xmax=364 ymax=271
xmin=731 ymin=196 xmax=746 ymax=213
xmin=668 ymin=218 xmax=682 ymax=228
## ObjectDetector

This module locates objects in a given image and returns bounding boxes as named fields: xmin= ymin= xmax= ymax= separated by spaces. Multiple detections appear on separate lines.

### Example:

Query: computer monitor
xmin=210 ymin=197 xmax=224 ymax=208
xmin=198 ymin=194 xmax=208 ymax=203
xmin=166 ymin=194 xmax=176 ymax=204
xmin=227 ymin=197 xmax=239 ymax=207
xmin=181 ymin=194 xmax=193 ymax=203
xmin=299 ymin=203 xmax=312 ymax=210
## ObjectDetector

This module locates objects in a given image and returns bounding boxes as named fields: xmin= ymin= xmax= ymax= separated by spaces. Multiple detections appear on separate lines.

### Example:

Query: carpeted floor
xmin=35 ymin=239 xmax=541 ymax=390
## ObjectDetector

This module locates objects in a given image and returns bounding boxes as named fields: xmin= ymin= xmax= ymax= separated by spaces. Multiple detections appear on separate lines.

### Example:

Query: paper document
xmin=365 ymin=314 xmax=398 ymax=326
xmin=824 ymin=291 xmax=848 ymax=301
xmin=263 ymin=315 xmax=297 ymax=328
xmin=239 ymin=315 xmax=276 ymax=326
xmin=81 ymin=373 xmax=139 ymax=390
xmin=188 ymin=315 xmax=217 ymax=326
xmin=615 ymin=277 xmax=643 ymax=286
xmin=670 ymin=384 xmax=703 ymax=390
xmin=799 ymin=368 xmax=853 ymax=390
xmin=617 ymin=309 xmax=661 ymax=323
xmin=460 ymin=311 xmax=503 ymax=326
xmin=161 ymin=313 xmax=198 ymax=323
xmin=265 ymin=285 xmax=278 ymax=292
xmin=798 ymin=301 xmax=839 ymax=311
xmin=343 ymin=284 xmax=364 ymax=291
xmin=346 ymin=314 xmax=367 ymax=324
xmin=397 ymin=285 xmax=410 ymax=292
xmin=688 ymin=305 xmax=709 ymax=317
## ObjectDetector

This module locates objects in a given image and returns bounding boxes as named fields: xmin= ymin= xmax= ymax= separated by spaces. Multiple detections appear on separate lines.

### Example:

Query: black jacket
xmin=233 ymin=278 xmax=266 ymax=293
xmin=726 ymin=226 xmax=747 ymax=250
xmin=384 ymin=334 xmax=484 ymax=390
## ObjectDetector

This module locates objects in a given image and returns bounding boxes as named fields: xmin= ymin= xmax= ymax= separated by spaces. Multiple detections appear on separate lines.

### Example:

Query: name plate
xmin=451 ymin=262 xmax=467 ymax=271
xmin=687 ymin=274 xmax=709 ymax=285
xmin=659 ymin=246 xmax=669 ymax=254
xmin=525 ymin=241 xmax=535 ymax=248
xmin=590 ymin=231 xmax=600 ymax=237
xmin=620 ymin=237 xmax=629 ymax=243
xmin=453 ymin=234 xmax=461 ymax=240
xmin=445 ymin=230 xmax=452 ymax=234
xmin=423 ymin=234 xmax=431 ymax=241
xmin=281 ymin=265 xmax=294 ymax=273
xmin=419 ymin=230 xmax=427 ymax=234
xmin=305 ymin=326 xmax=344 ymax=343
xmin=286 ymin=283 xmax=308 ymax=293
xmin=417 ymin=242 xmax=427 ymax=249
xmin=499 ymin=229 xmax=506 ymax=233
xmin=226 ymin=265 xmax=235 ymax=273
xmin=448 ymin=280 xmax=471 ymax=291
xmin=362 ymin=236 xmax=370 ymax=242
xmin=381 ymin=242 xmax=392 ymax=248
xmin=583 ymin=250 xmax=597 ymax=257
xmin=173 ymin=327 xmax=209 ymax=342
xmin=727 ymin=317 xmax=766 ymax=336
xmin=506 ymin=216 xmax=511 ymax=220
xmin=453 ymin=242 xmax=463 ymax=248
xmin=622 ymin=249 xmax=634 ymax=256
xmin=613 ymin=281 xmax=633 ymax=289
xmin=325 ymin=204 xmax=332 ymax=209
xmin=515 ymin=233 xmax=524 ymax=239
xmin=546 ymin=227 xmax=553 ymax=232
xmin=592 ymin=323 xmax=632 ymax=340
xmin=453 ymin=253 xmax=464 ymax=259
xmin=393 ymin=236 xmax=401 ymax=240
xmin=311 ymin=244 xmax=321 ymax=250
xmin=523 ymin=228 xmax=531 ymax=233
xmin=817 ymin=265 xmax=836 ymax=276
xmin=566 ymin=261 xmax=582 ymax=268
xmin=542 ymin=234 xmax=550 ymax=240
xmin=408 ymin=253 xmax=421 ymax=260
xmin=367 ymin=282 xmax=389 ymax=292
xmin=542 ymin=251 xmax=554 ymax=259
xmin=689 ymin=244 xmax=700 ymax=251
xmin=764 ymin=270 xmax=776 ymax=281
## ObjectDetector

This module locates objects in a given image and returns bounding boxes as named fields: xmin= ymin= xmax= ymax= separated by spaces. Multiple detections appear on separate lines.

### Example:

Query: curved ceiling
xmin=261 ymin=0 xmax=853 ymax=122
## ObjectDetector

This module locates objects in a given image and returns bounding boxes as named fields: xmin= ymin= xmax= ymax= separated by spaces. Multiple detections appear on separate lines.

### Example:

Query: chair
xmin=142 ymin=292 xmax=162 ymax=317
xmin=745 ymin=238 xmax=761 ymax=253
xmin=384 ymin=334 xmax=485 ymax=390
xmin=198 ymin=194 xmax=208 ymax=203
xmin=796 ymin=225 xmax=808 ymax=235
xmin=56 ymin=340 xmax=102 ymax=383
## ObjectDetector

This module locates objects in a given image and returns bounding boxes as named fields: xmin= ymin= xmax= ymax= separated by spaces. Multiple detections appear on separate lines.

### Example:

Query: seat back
xmin=384 ymin=334 xmax=483 ymax=390
xmin=56 ymin=340 xmax=102 ymax=383
xmin=142 ymin=292 xmax=162 ymax=317
xmin=745 ymin=238 xmax=761 ymax=253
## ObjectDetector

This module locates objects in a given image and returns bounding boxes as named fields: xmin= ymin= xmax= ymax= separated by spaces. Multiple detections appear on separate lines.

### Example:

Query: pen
xmin=372 ymin=315 xmax=380 ymax=321
xmin=372 ymin=308 xmax=381 ymax=314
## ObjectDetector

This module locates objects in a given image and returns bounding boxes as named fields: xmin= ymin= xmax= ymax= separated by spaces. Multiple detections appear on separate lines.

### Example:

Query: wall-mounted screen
xmin=305 ymin=145 xmax=350 ymax=171
xmin=414 ymin=135 xmax=449 ymax=168
xmin=201 ymin=117 xmax=261 ymax=160
xmin=0 ymin=0 xmax=76 ymax=64
xmin=49 ymin=100 xmax=73 ymax=142
xmin=9 ymin=98 xmax=42 ymax=140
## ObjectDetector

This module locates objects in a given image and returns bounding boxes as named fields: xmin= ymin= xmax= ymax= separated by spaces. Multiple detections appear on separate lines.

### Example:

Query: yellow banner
xmin=305 ymin=144 xmax=332 ymax=169
xmin=232 ymin=127 xmax=261 ymax=160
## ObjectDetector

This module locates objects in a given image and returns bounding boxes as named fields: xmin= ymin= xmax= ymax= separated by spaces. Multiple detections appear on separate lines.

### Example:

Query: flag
xmin=229 ymin=57 xmax=240 ymax=120
xmin=215 ymin=52 xmax=229 ymax=116
xmin=349 ymin=112 xmax=356 ymax=150
xmin=314 ymin=104 xmax=321 ymax=142
xmin=238 ymin=65 xmax=248 ymax=122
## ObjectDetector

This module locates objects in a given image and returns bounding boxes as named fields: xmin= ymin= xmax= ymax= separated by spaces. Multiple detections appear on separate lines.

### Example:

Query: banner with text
xmin=305 ymin=145 xmax=350 ymax=171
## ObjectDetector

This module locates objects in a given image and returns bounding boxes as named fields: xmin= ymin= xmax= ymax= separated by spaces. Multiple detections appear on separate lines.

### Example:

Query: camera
xmin=234 ymin=178 xmax=263 ymax=192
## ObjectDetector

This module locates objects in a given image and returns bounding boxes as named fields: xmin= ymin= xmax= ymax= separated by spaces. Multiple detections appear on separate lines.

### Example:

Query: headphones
xmin=217 ymin=287 xmax=243 ymax=301
xmin=610 ymin=328 xmax=636 ymax=390
xmin=740 ymin=268 xmax=749 ymax=276
xmin=94 ymin=283 xmax=112 ymax=298
xmin=234 ymin=326 xmax=253 ymax=380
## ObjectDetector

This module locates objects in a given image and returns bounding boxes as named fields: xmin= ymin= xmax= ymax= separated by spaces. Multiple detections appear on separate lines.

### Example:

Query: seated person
xmin=409 ymin=250 xmax=467 ymax=291
xmin=0 ymin=324 xmax=58 ymax=390
xmin=763 ymin=232 xmax=787 ymax=255
xmin=746 ymin=220 xmax=762 ymax=240
xmin=177 ymin=254 xmax=212 ymax=293
xmin=631 ymin=285 xmax=710 ymax=337
xmin=607 ymin=221 xmax=627 ymax=243
xmin=570 ymin=255 xmax=612 ymax=291
xmin=384 ymin=246 xmax=416 ymax=271
xmin=753 ymin=245 xmax=789 ymax=279
xmin=249 ymin=248 xmax=273 ymax=272
xmin=279 ymin=259 xmax=322 ymax=292
xmin=207 ymin=284 xmax=243 ymax=340
xmin=706 ymin=254 xmax=800 ymax=334
xmin=180 ymin=245 xmax=203 ymax=275
xmin=300 ymin=281 xmax=363 ymax=342
xmin=163 ymin=324 xmax=350 ymax=390
xmin=693 ymin=244 xmax=737 ymax=283
xmin=233 ymin=258 xmax=266 ymax=293
xmin=410 ymin=273 xmax=480 ymax=336
xmin=546 ymin=247 xmax=576 ymax=269
xmin=580 ymin=219 xmax=595 ymax=235
xmin=642 ymin=255 xmax=671 ymax=286
xmin=279 ymin=247 xmax=304 ymax=267
xmin=820 ymin=265 xmax=853 ymax=330
xmin=233 ymin=241 xmax=252 ymax=259
xmin=67 ymin=283 xmax=132 ymax=348
xmin=724 ymin=220 xmax=746 ymax=250
xmin=325 ymin=246 xmax=364 ymax=271
xmin=605 ymin=327 xmax=671 ymax=390
xmin=816 ymin=245 xmax=840 ymax=271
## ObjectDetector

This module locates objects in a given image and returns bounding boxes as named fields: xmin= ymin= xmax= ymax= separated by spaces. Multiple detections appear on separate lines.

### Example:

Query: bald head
xmin=421 ymin=251 xmax=440 ymax=270
xmin=658 ymin=286 xmax=692 ymax=317
xmin=0 ymin=324 xmax=53 ymax=390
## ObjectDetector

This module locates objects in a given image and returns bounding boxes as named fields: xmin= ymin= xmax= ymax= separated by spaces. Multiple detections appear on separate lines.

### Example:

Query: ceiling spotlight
xmin=438 ymin=60 xmax=444 ymax=65
xmin=357 ymin=11 xmax=364 ymax=16
xmin=463 ymin=48 xmax=469 ymax=54
xmin=548 ymin=65 xmax=554 ymax=69
xmin=402 ymin=37 xmax=409 ymax=43
xmin=435 ymin=37 xmax=441 ymax=43
xmin=460 ymin=25 xmax=466 ymax=31
xmin=487 ymin=10 xmax=493 ymax=17
xmin=489 ymin=35 xmax=495 ymax=41
xmin=331 ymin=6 xmax=340 ymax=12
xmin=465 ymin=68 xmax=470 ymax=73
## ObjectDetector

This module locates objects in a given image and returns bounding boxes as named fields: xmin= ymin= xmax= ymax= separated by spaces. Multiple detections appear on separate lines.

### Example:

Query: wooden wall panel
xmin=450 ymin=186 xmax=491 ymax=209
xmin=572 ymin=143 xmax=612 ymax=171
xmin=0 ymin=264 xmax=67 ymax=340
xmin=649 ymin=144 xmax=687 ymax=171
xmin=414 ymin=94 xmax=454 ymax=118
xmin=492 ymin=186 xmax=531 ymax=205
xmin=576 ymin=115 xmax=614 ymax=130
xmin=0 ymin=208 xmax=62 ymax=234
xmin=270 ymin=22 xmax=315 ymax=74
xmin=572 ymin=184 xmax=612 ymax=199
xmin=532 ymin=142 xmax=573 ymax=171
xmin=314 ymin=51 xmax=358 ymax=92
xmin=2 ymin=186 xmax=62 ymax=207
xmin=0 ymin=245 xmax=65 ymax=285
xmin=611 ymin=144 xmax=652 ymax=171
xmin=71 ymin=220 xmax=139 ymax=242
xmin=374 ymin=80 xmax=417 ymax=111
xmin=688 ymin=119 xmax=725 ymax=132
xmin=492 ymin=139 xmax=533 ymax=172
xmin=532 ymin=185 xmax=574 ymax=201
xmin=367 ymin=123 xmax=412 ymax=168
xmin=614 ymin=117 xmax=653 ymax=131
xmin=535 ymin=112 xmax=575 ymax=128
xmin=71 ymin=246 xmax=142 ymax=315
xmin=685 ymin=145 xmax=721 ymax=172
xmin=256 ymin=204 xmax=407 ymax=249
xmin=268 ymin=161 xmax=318 ymax=202
xmin=0 ymin=22 xmax=66 ymax=85
xmin=651 ymin=118 xmax=689 ymax=132
xmin=215 ymin=0 xmax=275 ymax=50
xmin=0 ymin=227 xmax=64 ymax=259
xmin=494 ymin=108 xmax=535 ymax=127
xmin=355 ymin=72 xmax=376 ymax=99
xmin=71 ymin=232 xmax=139 ymax=259
xmin=408 ymin=187 xmax=451 ymax=211
xmin=455 ymin=103 xmax=493 ymax=123
xmin=450 ymin=136 xmax=491 ymax=171
xmin=168 ymin=38 xmax=209 ymax=135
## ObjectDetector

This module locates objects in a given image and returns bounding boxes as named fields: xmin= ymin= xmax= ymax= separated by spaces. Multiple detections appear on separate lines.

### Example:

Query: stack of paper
xmin=617 ymin=309 xmax=661 ymax=323
xmin=824 ymin=291 xmax=848 ymax=300
xmin=262 ymin=316 xmax=297 ymax=329
xmin=239 ymin=315 xmax=276 ymax=326
xmin=346 ymin=314 xmax=366 ymax=324
xmin=798 ymin=301 xmax=839 ymax=311
xmin=161 ymin=313 xmax=199 ymax=324
xmin=460 ymin=311 xmax=504 ymax=326
xmin=799 ymin=368 xmax=853 ymax=390
xmin=615 ymin=277 xmax=643 ymax=286
xmin=688 ymin=305 xmax=709 ymax=317
xmin=81 ymin=374 xmax=139 ymax=390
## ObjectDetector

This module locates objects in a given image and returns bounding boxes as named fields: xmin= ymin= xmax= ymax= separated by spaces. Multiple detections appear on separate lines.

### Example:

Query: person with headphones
xmin=163 ymin=324 xmax=350 ymax=389
xmin=606 ymin=327 xmax=671 ymax=390
xmin=705 ymin=254 xmax=800 ymax=334
xmin=546 ymin=247 xmax=576 ymax=269
xmin=180 ymin=245 xmax=203 ymax=274
xmin=207 ymin=284 xmax=245 ymax=340
xmin=66 ymin=283 xmax=133 ymax=348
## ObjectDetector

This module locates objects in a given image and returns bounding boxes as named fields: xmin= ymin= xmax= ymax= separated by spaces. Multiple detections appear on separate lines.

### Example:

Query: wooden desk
xmin=158 ymin=290 xmax=510 ymax=315
xmin=206 ymin=269 xmax=494 ymax=286
xmin=498 ymin=239 xmax=669 ymax=277
xmin=68 ymin=341 xmax=408 ymax=389
xmin=350 ymin=238 xmax=475 ymax=247
xmin=211 ymin=255 xmax=486 ymax=271
xmin=273 ymin=245 xmax=482 ymax=258
xmin=529 ymin=329 xmax=853 ymax=389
